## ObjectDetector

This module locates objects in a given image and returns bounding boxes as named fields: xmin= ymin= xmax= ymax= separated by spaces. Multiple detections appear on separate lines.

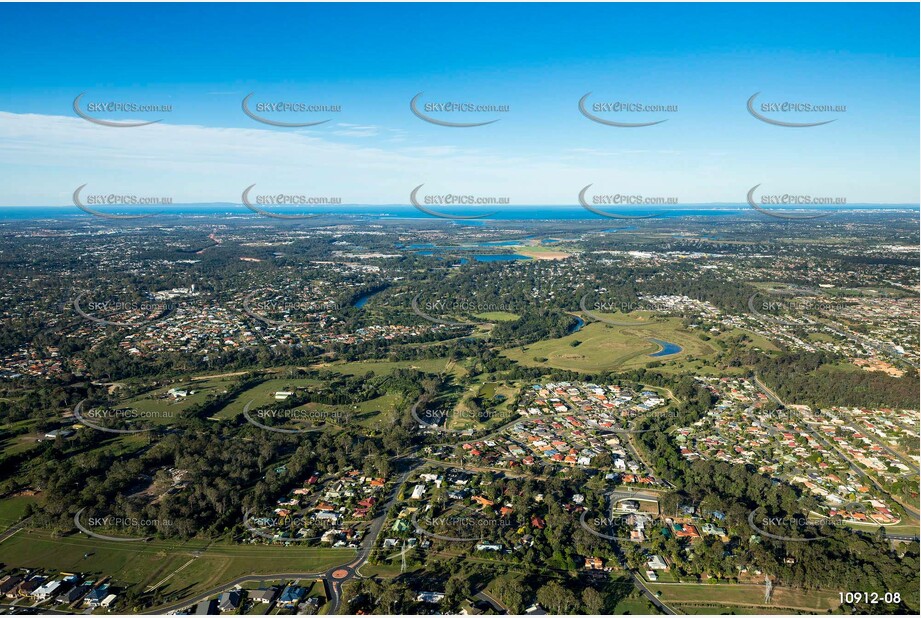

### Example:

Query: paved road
xmin=0 ymin=603 xmax=73 ymax=615
xmin=140 ymin=390 xmax=685 ymax=614
xmin=834 ymin=408 xmax=919 ymax=475
xmin=800 ymin=420 xmax=921 ymax=521
xmin=142 ymin=459 xmax=421 ymax=616
xmin=753 ymin=375 xmax=921 ymax=524
xmin=473 ymin=589 xmax=507 ymax=613
xmin=323 ymin=458 xmax=421 ymax=613
xmin=0 ymin=516 xmax=32 ymax=544
xmin=141 ymin=571 xmax=328 ymax=615
xmin=629 ymin=568 xmax=677 ymax=615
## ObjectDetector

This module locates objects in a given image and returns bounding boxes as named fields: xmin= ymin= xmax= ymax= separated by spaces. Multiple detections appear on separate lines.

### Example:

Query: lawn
xmin=209 ymin=378 xmax=322 ymax=420
xmin=612 ymin=594 xmax=660 ymax=614
xmin=677 ymin=605 xmax=799 ymax=614
xmin=110 ymin=375 xmax=242 ymax=426
xmin=515 ymin=246 xmax=574 ymax=260
xmin=653 ymin=582 xmax=841 ymax=612
xmin=206 ymin=374 xmax=405 ymax=429
xmin=473 ymin=311 xmax=520 ymax=322
xmin=0 ymin=495 xmax=37 ymax=530
xmin=339 ymin=391 xmax=405 ymax=430
xmin=501 ymin=318 xmax=718 ymax=373
xmin=0 ymin=529 xmax=352 ymax=603
xmin=323 ymin=357 xmax=455 ymax=377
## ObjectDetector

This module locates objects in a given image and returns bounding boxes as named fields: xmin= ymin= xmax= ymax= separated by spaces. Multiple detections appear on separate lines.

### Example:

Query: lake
xmin=649 ymin=338 xmax=682 ymax=357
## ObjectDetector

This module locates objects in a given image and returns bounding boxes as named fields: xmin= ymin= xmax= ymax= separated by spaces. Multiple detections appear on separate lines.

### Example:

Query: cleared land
xmin=0 ymin=495 xmax=36 ymax=530
xmin=653 ymin=582 xmax=841 ymax=613
xmin=501 ymin=318 xmax=717 ymax=373
xmin=0 ymin=529 xmax=351 ymax=601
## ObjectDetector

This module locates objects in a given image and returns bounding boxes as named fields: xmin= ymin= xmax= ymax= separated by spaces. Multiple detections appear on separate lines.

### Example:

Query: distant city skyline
xmin=0 ymin=2 xmax=918 ymax=207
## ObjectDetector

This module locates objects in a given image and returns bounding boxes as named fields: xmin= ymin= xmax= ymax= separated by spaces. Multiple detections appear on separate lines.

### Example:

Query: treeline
xmin=25 ymin=424 xmax=396 ymax=540
xmin=635 ymin=392 xmax=920 ymax=611
xmin=490 ymin=308 xmax=578 ymax=347
xmin=736 ymin=350 xmax=920 ymax=409
xmin=23 ymin=369 xmax=433 ymax=540
xmin=342 ymin=565 xmax=634 ymax=615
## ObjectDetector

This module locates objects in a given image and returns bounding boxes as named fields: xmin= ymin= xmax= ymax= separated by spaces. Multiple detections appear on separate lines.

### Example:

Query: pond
xmin=353 ymin=290 xmax=383 ymax=309
xmin=648 ymin=338 xmax=682 ymax=357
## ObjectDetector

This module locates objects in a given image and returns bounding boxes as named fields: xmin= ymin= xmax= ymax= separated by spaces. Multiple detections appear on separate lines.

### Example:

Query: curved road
xmin=142 ymin=459 xmax=420 ymax=615
xmin=753 ymin=375 xmax=920 ymax=524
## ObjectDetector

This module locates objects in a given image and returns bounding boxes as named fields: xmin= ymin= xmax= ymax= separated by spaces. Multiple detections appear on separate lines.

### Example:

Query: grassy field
xmin=501 ymin=318 xmax=718 ymax=373
xmin=653 ymin=327 xmax=779 ymax=376
xmin=515 ymin=245 xmax=574 ymax=260
xmin=0 ymin=529 xmax=351 ymax=601
xmin=208 ymin=378 xmax=321 ymax=420
xmin=348 ymin=392 xmax=405 ymax=429
xmin=677 ymin=605 xmax=799 ymax=614
xmin=109 ymin=375 xmax=241 ymax=427
xmin=473 ymin=311 xmax=520 ymax=321
xmin=612 ymin=594 xmax=660 ymax=614
xmin=112 ymin=359 xmax=458 ymax=430
xmin=653 ymin=582 xmax=841 ymax=613
xmin=436 ymin=377 xmax=520 ymax=431
xmin=0 ymin=495 xmax=37 ymax=530
xmin=322 ymin=357 xmax=456 ymax=377
xmin=0 ymin=433 xmax=41 ymax=458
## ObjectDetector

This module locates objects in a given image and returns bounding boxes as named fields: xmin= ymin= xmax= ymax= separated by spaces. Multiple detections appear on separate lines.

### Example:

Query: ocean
xmin=0 ymin=204 xmax=916 ymax=221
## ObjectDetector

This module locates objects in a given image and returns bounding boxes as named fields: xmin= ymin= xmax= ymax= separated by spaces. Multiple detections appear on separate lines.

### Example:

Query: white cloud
xmin=1 ymin=111 xmax=900 ymax=206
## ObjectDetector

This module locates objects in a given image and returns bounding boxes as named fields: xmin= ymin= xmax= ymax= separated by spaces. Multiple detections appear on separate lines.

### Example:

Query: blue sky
xmin=0 ymin=2 xmax=918 ymax=207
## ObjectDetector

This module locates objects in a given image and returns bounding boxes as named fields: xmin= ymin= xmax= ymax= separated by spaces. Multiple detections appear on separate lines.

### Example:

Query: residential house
xmin=194 ymin=599 xmax=218 ymax=614
xmin=584 ymin=557 xmax=604 ymax=570
xmin=416 ymin=591 xmax=446 ymax=604
xmin=278 ymin=585 xmax=306 ymax=607
xmin=84 ymin=584 xmax=111 ymax=608
xmin=218 ymin=590 xmax=242 ymax=612
xmin=250 ymin=587 xmax=278 ymax=604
